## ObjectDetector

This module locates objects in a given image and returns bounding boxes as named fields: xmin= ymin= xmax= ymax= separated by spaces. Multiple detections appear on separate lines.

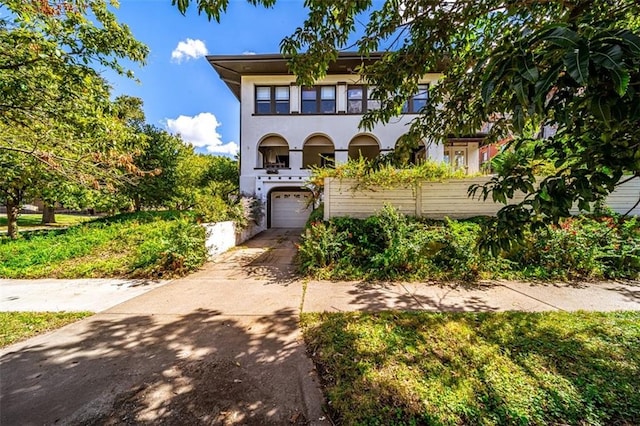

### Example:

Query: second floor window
xmin=255 ymin=86 xmax=289 ymax=114
xmin=403 ymin=84 xmax=429 ymax=114
xmin=302 ymin=86 xmax=336 ymax=114
xmin=347 ymin=85 xmax=381 ymax=114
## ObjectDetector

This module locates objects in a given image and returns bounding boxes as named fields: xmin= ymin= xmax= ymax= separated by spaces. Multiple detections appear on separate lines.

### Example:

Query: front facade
xmin=208 ymin=53 xmax=481 ymax=229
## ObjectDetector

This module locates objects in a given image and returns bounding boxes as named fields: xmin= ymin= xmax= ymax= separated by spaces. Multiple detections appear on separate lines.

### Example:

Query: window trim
xmin=301 ymin=85 xmax=336 ymax=114
xmin=255 ymin=85 xmax=290 ymax=115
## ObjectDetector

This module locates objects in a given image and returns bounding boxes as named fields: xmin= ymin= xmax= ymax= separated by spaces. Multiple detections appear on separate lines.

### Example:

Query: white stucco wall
xmin=203 ymin=221 xmax=262 ymax=258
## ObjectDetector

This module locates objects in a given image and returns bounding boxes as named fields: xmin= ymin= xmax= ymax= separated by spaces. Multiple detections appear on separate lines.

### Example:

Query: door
xmin=270 ymin=191 xmax=312 ymax=228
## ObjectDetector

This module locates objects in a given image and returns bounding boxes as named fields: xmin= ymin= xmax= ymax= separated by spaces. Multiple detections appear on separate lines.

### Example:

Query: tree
xmin=175 ymin=0 xmax=640 ymax=248
xmin=125 ymin=126 xmax=190 ymax=211
xmin=0 ymin=0 xmax=148 ymax=238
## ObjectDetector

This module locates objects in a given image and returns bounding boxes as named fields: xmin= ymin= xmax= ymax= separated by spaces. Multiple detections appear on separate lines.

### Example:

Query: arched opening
xmin=348 ymin=135 xmax=380 ymax=161
xmin=258 ymin=135 xmax=289 ymax=169
xmin=303 ymin=135 xmax=335 ymax=168
xmin=395 ymin=137 xmax=427 ymax=164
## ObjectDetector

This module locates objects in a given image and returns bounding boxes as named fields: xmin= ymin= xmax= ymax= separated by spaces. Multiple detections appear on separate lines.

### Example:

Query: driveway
xmin=0 ymin=229 xmax=327 ymax=426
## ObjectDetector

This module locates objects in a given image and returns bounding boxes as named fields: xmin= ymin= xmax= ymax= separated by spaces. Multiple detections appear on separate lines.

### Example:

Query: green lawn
xmin=0 ymin=213 xmax=98 ymax=230
xmin=301 ymin=311 xmax=640 ymax=425
xmin=0 ymin=312 xmax=92 ymax=347
xmin=0 ymin=211 xmax=207 ymax=279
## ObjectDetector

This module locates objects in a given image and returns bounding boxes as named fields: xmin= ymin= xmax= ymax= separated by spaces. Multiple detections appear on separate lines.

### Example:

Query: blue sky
xmin=107 ymin=0 xmax=310 ymax=155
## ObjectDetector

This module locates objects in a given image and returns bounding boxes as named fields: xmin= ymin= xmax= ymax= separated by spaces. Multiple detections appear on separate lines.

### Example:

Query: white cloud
xmin=166 ymin=112 xmax=238 ymax=156
xmin=242 ymin=51 xmax=257 ymax=55
xmin=171 ymin=38 xmax=208 ymax=63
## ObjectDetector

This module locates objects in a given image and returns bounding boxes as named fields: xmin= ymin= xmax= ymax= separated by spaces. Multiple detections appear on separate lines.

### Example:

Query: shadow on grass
xmin=1 ymin=308 xmax=314 ymax=425
xmin=302 ymin=310 xmax=640 ymax=425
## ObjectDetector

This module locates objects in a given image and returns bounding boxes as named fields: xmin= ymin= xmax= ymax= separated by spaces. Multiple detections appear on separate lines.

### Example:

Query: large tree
xmin=0 ymin=0 xmax=148 ymax=238
xmin=175 ymin=0 xmax=640 ymax=248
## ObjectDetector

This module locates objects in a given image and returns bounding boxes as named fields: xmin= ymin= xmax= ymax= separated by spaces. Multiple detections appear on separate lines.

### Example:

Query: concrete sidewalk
xmin=1 ymin=228 xmax=639 ymax=426
xmin=0 ymin=278 xmax=169 ymax=312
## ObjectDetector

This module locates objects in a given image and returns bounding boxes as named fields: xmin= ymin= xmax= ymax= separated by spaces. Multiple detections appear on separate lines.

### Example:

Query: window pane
xmin=256 ymin=87 xmax=271 ymax=101
xmin=321 ymin=86 xmax=335 ymax=100
xmin=412 ymin=98 xmax=427 ymax=112
xmin=347 ymin=87 xmax=363 ymax=100
xmin=275 ymin=101 xmax=289 ymax=114
xmin=321 ymin=100 xmax=335 ymax=113
xmin=302 ymin=100 xmax=317 ymax=114
xmin=275 ymin=86 xmax=289 ymax=100
xmin=367 ymin=99 xmax=381 ymax=110
xmin=414 ymin=85 xmax=429 ymax=100
xmin=256 ymin=101 xmax=271 ymax=114
xmin=348 ymin=100 xmax=363 ymax=114
xmin=302 ymin=88 xmax=317 ymax=100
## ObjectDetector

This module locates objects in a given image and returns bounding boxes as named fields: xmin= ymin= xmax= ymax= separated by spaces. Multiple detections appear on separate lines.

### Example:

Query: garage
xmin=270 ymin=190 xmax=313 ymax=228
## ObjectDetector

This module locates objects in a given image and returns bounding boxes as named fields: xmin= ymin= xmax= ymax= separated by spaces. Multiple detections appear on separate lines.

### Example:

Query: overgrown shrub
xmin=0 ymin=211 xmax=207 ymax=279
xmin=297 ymin=206 xmax=640 ymax=281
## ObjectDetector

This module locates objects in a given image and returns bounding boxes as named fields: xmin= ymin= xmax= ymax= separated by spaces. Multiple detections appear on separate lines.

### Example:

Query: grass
xmin=0 ymin=213 xmax=98 ymax=230
xmin=0 ymin=211 xmax=207 ymax=279
xmin=0 ymin=312 xmax=92 ymax=347
xmin=301 ymin=311 xmax=640 ymax=426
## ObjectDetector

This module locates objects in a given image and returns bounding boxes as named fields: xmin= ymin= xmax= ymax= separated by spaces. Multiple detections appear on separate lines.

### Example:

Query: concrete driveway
xmin=1 ymin=227 xmax=639 ymax=425
xmin=0 ymin=229 xmax=327 ymax=426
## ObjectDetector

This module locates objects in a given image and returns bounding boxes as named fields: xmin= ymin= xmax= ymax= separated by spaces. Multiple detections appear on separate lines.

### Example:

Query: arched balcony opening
xmin=394 ymin=137 xmax=427 ymax=164
xmin=258 ymin=135 xmax=289 ymax=169
xmin=348 ymin=135 xmax=380 ymax=161
xmin=303 ymin=135 xmax=335 ymax=168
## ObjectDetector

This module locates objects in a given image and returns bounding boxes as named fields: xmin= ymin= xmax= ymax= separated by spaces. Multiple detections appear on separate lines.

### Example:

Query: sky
xmin=106 ymin=0 xmax=311 ymax=156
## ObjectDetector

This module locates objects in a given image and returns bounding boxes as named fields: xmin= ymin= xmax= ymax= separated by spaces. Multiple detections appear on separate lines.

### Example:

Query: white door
xmin=271 ymin=191 xmax=312 ymax=228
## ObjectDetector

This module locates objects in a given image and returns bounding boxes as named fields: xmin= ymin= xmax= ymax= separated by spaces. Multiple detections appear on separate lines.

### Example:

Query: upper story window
xmin=403 ymin=84 xmax=429 ymax=114
xmin=301 ymin=86 xmax=336 ymax=114
xmin=347 ymin=85 xmax=381 ymax=114
xmin=255 ymin=86 xmax=290 ymax=114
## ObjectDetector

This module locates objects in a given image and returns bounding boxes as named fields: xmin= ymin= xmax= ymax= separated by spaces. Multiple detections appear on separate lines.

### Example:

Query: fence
xmin=323 ymin=177 xmax=640 ymax=219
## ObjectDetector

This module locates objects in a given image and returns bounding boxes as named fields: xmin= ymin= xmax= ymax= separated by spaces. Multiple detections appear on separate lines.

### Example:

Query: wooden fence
xmin=323 ymin=177 xmax=640 ymax=219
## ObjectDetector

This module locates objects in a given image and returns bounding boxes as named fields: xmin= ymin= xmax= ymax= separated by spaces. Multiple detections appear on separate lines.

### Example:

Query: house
xmin=207 ymin=53 xmax=483 ymax=229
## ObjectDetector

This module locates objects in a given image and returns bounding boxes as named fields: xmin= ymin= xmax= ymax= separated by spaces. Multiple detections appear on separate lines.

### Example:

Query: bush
xmin=0 ymin=211 xmax=207 ymax=279
xmin=297 ymin=207 xmax=640 ymax=281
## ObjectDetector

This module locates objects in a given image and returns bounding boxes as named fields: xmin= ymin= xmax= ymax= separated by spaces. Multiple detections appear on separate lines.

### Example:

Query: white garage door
xmin=271 ymin=191 xmax=312 ymax=228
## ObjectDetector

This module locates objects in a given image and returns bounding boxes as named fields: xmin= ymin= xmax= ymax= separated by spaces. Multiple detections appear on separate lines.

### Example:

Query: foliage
xmin=306 ymin=157 xmax=469 ymax=196
xmin=123 ymin=125 xmax=190 ymax=211
xmin=174 ymin=0 xmax=640 ymax=250
xmin=0 ymin=0 xmax=148 ymax=238
xmin=297 ymin=207 xmax=640 ymax=281
xmin=0 ymin=311 xmax=92 ymax=347
xmin=0 ymin=211 xmax=207 ymax=279
xmin=302 ymin=310 xmax=640 ymax=426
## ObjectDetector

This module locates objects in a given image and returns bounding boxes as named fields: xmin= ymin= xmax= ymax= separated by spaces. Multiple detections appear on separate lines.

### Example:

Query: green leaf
xmin=540 ymin=26 xmax=580 ymax=48
xmin=591 ymin=45 xmax=622 ymax=70
xmin=619 ymin=31 xmax=640 ymax=55
xmin=611 ymin=68 xmax=630 ymax=96
xmin=563 ymin=43 xmax=590 ymax=84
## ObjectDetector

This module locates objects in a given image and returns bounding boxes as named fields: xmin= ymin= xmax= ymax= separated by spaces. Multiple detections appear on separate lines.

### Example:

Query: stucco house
xmin=207 ymin=53 xmax=483 ymax=229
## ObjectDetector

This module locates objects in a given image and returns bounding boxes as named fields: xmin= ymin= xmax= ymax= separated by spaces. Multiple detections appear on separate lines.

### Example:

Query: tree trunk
xmin=42 ymin=203 xmax=56 ymax=224
xmin=133 ymin=194 xmax=142 ymax=212
xmin=6 ymin=199 xmax=19 ymax=240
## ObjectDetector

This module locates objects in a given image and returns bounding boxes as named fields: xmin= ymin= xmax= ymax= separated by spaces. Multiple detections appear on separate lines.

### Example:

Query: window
xmin=347 ymin=85 xmax=381 ymax=114
xmin=301 ymin=86 xmax=336 ymax=114
xmin=255 ymin=86 xmax=289 ymax=114
xmin=403 ymin=84 xmax=429 ymax=114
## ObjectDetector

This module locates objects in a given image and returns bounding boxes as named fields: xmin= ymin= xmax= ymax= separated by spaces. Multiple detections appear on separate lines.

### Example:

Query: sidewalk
xmin=1 ymin=228 xmax=639 ymax=425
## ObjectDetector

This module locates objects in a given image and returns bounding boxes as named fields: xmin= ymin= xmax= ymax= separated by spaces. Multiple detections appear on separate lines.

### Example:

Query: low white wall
xmin=324 ymin=177 xmax=640 ymax=219
xmin=203 ymin=221 xmax=262 ymax=258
